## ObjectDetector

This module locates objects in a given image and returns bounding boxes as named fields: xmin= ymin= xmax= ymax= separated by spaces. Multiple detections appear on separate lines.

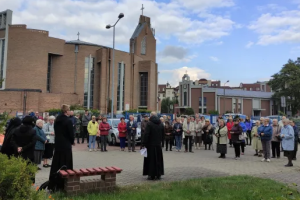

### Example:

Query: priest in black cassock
xmin=142 ymin=112 xmax=165 ymax=180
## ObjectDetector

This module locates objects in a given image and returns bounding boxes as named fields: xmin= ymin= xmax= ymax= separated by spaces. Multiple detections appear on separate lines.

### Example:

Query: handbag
xmin=276 ymin=135 xmax=282 ymax=141
xmin=243 ymin=132 xmax=248 ymax=138
xmin=239 ymin=134 xmax=245 ymax=141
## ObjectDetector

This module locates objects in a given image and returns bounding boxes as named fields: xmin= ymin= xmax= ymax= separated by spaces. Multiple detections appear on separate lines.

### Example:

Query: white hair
xmin=36 ymin=119 xmax=44 ymax=126
xmin=150 ymin=112 xmax=157 ymax=117
xmin=49 ymin=116 xmax=55 ymax=120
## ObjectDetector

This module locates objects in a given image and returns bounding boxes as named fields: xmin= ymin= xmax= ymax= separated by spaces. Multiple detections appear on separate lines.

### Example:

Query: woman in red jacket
xmin=118 ymin=117 xmax=127 ymax=151
xmin=99 ymin=117 xmax=110 ymax=152
xmin=226 ymin=117 xmax=234 ymax=147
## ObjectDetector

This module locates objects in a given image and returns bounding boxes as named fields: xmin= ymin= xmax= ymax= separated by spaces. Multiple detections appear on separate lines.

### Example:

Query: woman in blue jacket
xmin=245 ymin=117 xmax=252 ymax=145
xmin=239 ymin=118 xmax=247 ymax=155
xmin=281 ymin=119 xmax=295 ymax=167
xmin=258 ymin=118 xmax=273 ymax=162
xmin=34 ymin=119 xmax=48 ymax=170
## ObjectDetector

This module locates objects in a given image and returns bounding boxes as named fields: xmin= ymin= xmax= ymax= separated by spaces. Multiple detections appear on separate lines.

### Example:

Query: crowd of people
xmin=1 ymin=106 xmax=299 ymax=189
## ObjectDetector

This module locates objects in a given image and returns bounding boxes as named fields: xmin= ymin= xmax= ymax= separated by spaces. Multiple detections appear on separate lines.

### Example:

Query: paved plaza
xmin=35 ymin=143 xmax=300 ymax=190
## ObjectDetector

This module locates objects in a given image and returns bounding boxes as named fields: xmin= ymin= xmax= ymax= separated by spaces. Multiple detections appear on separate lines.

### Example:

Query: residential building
xmin=176 ymin=73 xmax=276 ymax=117
xmin=0 ymin=10 xmax=158 ymax=114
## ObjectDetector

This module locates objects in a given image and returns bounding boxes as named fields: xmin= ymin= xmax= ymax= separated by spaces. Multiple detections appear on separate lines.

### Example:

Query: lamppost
xmin=223 ymin=80 xmax=229 ymax=114
xmin=106 ymin=13 xmax=124 ymax=119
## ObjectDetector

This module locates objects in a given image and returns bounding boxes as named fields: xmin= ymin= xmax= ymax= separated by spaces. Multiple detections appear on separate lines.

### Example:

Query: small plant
xmin=0 ymin=154 xmax=45 ymax=200
xmin=184 ymin=108 xmax=194 ymax=115
xmin=0 ymin=110 xmax=12 ymax=134
xmin=208 ymin=110 xmax=219 ymax=115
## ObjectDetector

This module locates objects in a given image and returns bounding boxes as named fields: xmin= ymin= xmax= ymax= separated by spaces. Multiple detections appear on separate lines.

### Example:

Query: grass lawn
xmin=53 ymin=176 xmax=300 ymax=200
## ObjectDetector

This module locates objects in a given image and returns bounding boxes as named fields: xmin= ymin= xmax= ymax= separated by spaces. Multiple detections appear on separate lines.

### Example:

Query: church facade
xmin=0 ymin=10 xmax=158 ymax=114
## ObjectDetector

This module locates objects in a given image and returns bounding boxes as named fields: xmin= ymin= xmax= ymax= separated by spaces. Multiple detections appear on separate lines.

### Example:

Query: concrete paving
xmin=35 ymin=143 xmax=300 ymax=190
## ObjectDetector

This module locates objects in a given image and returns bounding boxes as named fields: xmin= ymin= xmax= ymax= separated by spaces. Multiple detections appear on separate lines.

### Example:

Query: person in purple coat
xmin=245 ymin=117 xmax=252 ymax=146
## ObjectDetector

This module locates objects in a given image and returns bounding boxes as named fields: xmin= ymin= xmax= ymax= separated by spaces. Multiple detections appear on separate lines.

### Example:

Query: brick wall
xmin=191 ymin=88 xmax=201 ymax=113
xmin=261 ymin=100 xmax=270 ymax=116
xmin=243 ymin=99 xmax=252 ymax=117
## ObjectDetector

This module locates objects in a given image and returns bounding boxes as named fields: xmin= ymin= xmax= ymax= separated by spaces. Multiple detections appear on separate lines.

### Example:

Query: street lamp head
xmin=118 ymin=13 xmax=124 ymax=19
xmin=226 ymin=80 xmax=229 ymax=83
xmin=106 ymin=24 xmax=111 ymax=29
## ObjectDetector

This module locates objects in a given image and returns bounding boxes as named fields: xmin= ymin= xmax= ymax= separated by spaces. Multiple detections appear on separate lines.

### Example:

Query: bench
xmin=59 ymin=166 xmax=122 ymax=195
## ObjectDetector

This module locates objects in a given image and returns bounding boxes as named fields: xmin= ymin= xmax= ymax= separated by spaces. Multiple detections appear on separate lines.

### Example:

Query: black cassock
xmin=142 ymin=116 xmax=165 ymax=178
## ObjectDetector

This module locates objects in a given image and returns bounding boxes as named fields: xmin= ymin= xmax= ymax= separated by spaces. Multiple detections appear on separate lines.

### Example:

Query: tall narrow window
xmin=184 ymin=92 xmax=187 ymax=106
xmin=84 ymin=57 xmax=94 ymax=108
xmin=117 ymin=63 xmax=125 ymax=111
xmin=140 ymin=72 xmax=148 ymax=106
xmin=47 ymin=54 xmax=52 ymax=92
xmin=141 ymin=36 xmax=146 ymax=55
xmin=0 ymin=39 xmax=5 ymax=88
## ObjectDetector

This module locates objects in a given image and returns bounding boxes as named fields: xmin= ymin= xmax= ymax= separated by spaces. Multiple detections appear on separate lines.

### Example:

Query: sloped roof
xmin=66 ymin=39 xmax=108 ymax=48
xmin=131 ymin=23 xmax=146 ymax=39
xmin=216 ymin=88 xmax=273 ymax=98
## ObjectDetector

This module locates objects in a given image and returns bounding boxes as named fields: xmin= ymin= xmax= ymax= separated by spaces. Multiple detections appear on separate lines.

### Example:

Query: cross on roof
xmin=77 ymin=32 xmax=80 ymax=40
xmin=185 ymin=70 xmax=188 ymax=74
xmin=141 ymin=4 xmax=144 ymax=15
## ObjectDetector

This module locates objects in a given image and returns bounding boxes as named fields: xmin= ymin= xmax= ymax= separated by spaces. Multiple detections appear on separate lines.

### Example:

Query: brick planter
xmin=59 ymin=166 xmax=122 ymax=195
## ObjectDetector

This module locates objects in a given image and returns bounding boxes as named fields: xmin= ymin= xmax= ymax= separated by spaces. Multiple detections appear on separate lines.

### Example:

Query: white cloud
xmin=215 ymin=41 xmax=223 ymax=45
xmin=160 ymin=66 xmax=210 ymax=86
xmin=249 ymin=9 xmax=300 ymax=45
xmin=245 ymin=41 xmax=254 ymax=48
xmin=3 ymin=0 xmax=236 ymax=47
xmin=157 ymin=45 xmax=197 ymax=64
xmin=210 ymin=56 xmax=219 ymax=62
xmin=176 ymin=0 xmax=234 ymax=12
xmin=257 ymin=4 xmax=286 ymax=12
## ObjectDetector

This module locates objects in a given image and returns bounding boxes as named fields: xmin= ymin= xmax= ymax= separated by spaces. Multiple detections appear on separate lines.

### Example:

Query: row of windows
xmin=131 ymin=36 xmax=147 ymax=55
xmin=47 ymin=54 xmax=52 ymax=92
xmin=140 ymin=73 xmax=148 ymax=106
xmin=84 ymin=57 xmax=94 ymax=108
xmin=117 ymin=63 xmax=125 ymax=111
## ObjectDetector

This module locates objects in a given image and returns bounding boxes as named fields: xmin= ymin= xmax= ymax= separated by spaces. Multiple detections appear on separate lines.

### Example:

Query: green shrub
xmin=122 ymin=109 xmax=152 ymax=115
xmin=0 ymin=111 xmax=12 ymax=134
xmin=184 ymin=108 xmax=194 ymax=115
xmin=0 ymin=154 xmax=45 ymax=200
xmin=208 ymin=110 xmax=219 ymax=115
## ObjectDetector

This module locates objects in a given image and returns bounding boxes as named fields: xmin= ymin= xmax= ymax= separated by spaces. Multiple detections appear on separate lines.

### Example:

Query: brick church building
xmin=0 ymin=10 xmax=158 ymax=114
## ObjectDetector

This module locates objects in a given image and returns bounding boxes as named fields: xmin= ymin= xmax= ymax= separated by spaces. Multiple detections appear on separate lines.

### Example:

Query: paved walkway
xmin=35 ymin=143 xmax=300 ymax=190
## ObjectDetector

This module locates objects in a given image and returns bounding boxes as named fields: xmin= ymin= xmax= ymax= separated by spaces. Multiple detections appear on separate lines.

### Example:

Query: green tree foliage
xmin=0 ymin=111 xmax=12 ymax=134
xmin=184 ymin=108 xmax=195 ymax=115
xmin=0 ymin=154 xmax=45 ymax=200
xmin=268 ymin=58 xmax=300 ymax=115
xmin=122 ymin=109 xmax=152 ymax=115
xmin=161 ymin=97 xmax=175 ymax=113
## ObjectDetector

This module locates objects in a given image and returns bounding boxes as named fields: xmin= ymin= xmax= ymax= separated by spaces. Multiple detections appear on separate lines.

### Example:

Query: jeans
xmin=82 ymin=126 xmax=89 ymax=143
xmin=175 ymin=135 xmax=182 ymax=150
xmin=271 ymin=141 xmax=280 ymax=158
xmin=127 ymin=134 xmax=136 ymax=151
xmin=233 ymin=142 xmax=241 ymax=157
xmin=120 ymin=137 xmax=126 ymax=149
xmin=184 ymin=136 xmax=193 ymax=152
xmin=246 ymin=130 xmax=252 ymax=145
xmin=261 ymin=140 xmax=271 ymax=159
xmin=89 ymin=135 xmax=96 ymax=149
xmin=101 ymin=135 xmax=108 ymax=151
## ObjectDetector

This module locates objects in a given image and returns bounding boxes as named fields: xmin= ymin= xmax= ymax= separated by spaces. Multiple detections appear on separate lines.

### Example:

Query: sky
xmin=2 ymin=0 xmax=300 ymax=87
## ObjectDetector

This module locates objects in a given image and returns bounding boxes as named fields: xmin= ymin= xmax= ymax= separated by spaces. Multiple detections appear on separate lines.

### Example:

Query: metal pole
xmin=157 ymin=72 xmax=159 ymax=113
xmin=111 ymin=26 xmax=115 ymax=119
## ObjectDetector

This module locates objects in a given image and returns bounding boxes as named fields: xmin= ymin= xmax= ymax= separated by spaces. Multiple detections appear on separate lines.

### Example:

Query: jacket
xmin=87 ymin=121 xmax=99 ymax=136
xmin=164 ymin=125 xmax=173 ymax=139
xmin=11 ymin=125 xmax=37 ymax=162
xmin=194 ymin=121 xmax=203 ymax=137
xmin=272 ymin=125 xmax=281 ymax=142
xmin=251 ymin=126 xmax=262 ymax=150
xmin=226 ymin=121 xmax=234 ymax=140
xmin=183 ymin=122 xmax=195 ymax=136
xmin=69 ymin=116 xmax=76 ymax=129
xmin=142 ymin=116 xmax=164 ymax=147
xmin=215 ymin=125 xmax=228 ymax=145
xmin=127 ymin=121 xmax=138 ymax=136
xmin=239 ymin=122 xmax=247 ymax=132
xmin=99 ymin=122 xmax=110 ymax=136
xmin=118 ymin=122 xmax=127 ymax=138
xmin=141 ymin=119 xmax=149 ymax=135
xmin=54 ymin=114 xmax=74 ymax=151
xmin=281 ymin=125 xmax=294 ymax=151
xmin=258 ymin=125 xmax=272 ymax=141
xmin=82 ymin=114 xmax=91 ymax=126
xmin=75 ymin=117 xmax=81 ymax=134
xmin=231 ymin=124 xmax=242 ymax=143
xmin=173 ymin=122 xmax=183 ymax=136
xmin=34 ymin=126 xmax=47 ymax=151
xmin=202 ymin=124 xmax=214 ymax=144
xmin=245 ymin=121 xmax=252 ymax=131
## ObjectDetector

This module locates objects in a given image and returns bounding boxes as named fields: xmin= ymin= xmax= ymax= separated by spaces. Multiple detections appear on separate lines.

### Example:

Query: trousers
xmin=261 ymin=140 xmax=271 ymax=159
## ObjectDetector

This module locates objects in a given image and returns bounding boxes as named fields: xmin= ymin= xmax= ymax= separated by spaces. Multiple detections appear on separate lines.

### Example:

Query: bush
xmin=0 ymin=154 xmax=45 ymax=200
xmin=122 ymin=109 xmax=152 ymax=115
xmin=208 ymin=110 xmax=219 ymax=115
xmin=0 ymin=111 xmax=12 ymax=134
xmin=184 ymin=108 xmax=194 ymax=115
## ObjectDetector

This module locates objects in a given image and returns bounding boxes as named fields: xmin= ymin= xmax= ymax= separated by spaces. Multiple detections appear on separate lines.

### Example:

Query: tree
xmin=184 ymin=108 xmax=194 ymax=115
xmin=161 ymin=97 xmax=175 ymax=113
xmin=268 ymin=58 xmax=300 ymax=115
